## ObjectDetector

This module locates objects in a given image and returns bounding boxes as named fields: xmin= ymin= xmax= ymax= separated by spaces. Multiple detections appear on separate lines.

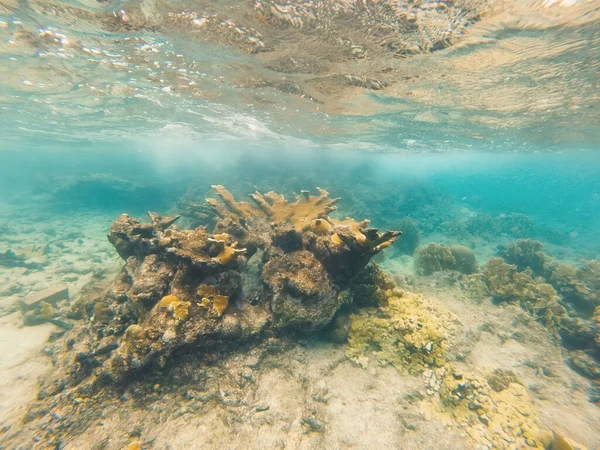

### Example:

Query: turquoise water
xmin=1 ymin=0 xmax=600 ymax=448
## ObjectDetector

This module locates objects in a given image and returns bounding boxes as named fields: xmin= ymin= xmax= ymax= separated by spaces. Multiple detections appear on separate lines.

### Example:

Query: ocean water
xmin=1 ymin=0 xmax=600 ymax=449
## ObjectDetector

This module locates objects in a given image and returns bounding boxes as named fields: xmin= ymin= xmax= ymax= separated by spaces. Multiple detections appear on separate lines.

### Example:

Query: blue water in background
xmin=1 ymin=139 xmax=598 ymax=259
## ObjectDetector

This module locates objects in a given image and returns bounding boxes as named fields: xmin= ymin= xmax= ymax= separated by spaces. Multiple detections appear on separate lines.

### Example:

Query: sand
xmin=1 ymin=210 xmax=599 ymax=449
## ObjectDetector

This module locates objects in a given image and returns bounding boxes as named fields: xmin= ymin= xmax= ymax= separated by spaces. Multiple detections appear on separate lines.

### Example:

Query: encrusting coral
xmin=421 ymin=367 xmax=550 ymax=449
xmin=346 ymin=275 xmax=553 ymax=449
xmin=38 ymin=186 xmax=402 ymax=397
xmin=347 ymin=288 xmax=461 ymax=375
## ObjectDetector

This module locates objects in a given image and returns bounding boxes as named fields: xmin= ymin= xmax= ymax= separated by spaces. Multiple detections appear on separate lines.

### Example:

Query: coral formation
xmin=415 ymin=243 xmax=456 ymax=275
xmin=483 ymin=257 xmax=568 ymax=336
xmin=347 ymin=289 xmax=460 ymax=375
xmin=449 ymin=245 xmax=478 ymax=275
xmin=422 ymin=367 xmax=549 ymax=449
xmin=415 ymin=243 xmax=477 ymax=275
xmin=502 ymin=239 xmax=547 ymax=276
xmin=497 ymin=240 xmax=599 ymax=314
xmin=38 ymin=186 xmax=402 ymax=396
xmin=346 ymin=273 xmax=553 ymax=449
xmin=481 ymin=242 xmax=600 ymax=387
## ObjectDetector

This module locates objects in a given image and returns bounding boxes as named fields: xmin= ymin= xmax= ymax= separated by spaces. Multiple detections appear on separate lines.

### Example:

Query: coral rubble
xmin=38 ymin=186 xmax=402 ymax=396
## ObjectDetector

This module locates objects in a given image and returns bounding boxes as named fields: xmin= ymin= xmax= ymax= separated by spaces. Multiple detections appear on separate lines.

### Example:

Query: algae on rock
xmin=347 ymin=289 xmax=461 ymax=374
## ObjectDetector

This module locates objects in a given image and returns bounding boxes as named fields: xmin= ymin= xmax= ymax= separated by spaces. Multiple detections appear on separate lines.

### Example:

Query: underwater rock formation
xmin=414 ymin=242 xmax=477 ymax=275
xmin=39 ymin=186 xmax=402 ymax=395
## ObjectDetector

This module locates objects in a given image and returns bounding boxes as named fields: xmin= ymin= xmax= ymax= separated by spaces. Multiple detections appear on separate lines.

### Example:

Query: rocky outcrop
xmin=39 ymin=186 xmax=402 ymax=397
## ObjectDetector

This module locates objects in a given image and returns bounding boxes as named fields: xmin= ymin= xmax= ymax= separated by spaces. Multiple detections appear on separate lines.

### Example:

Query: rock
xmin=28 ymin=186 xmax=402 ymax=426
xmin=20 ymin=285 xmax=69 ymax=312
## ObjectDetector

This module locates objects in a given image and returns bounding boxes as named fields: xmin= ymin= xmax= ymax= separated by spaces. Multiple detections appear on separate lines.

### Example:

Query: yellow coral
xmin=39 ymin=301 xmax=55 ymax=320
xmin=196 ymin=285 xmax=229 ymax=317
xmin=199 ymin=297 xmax=211 ymax=309
xmin=197 ymin=285 xmax=218 ymax=297
xmin=158 ymin=295 xmax=190 ymax=321
xmin=311 ymin=218 xmax=332 ymax=233
xmin=212 ymin=295 xmax=229 ymax=316
xmin=347 ymin=289 xmax=459 ymax=374
xmin=126 ymin=443 xmax=142 ymax=450
xmin=331 ymin=233 xmax=342 ymax=245
xmin=421 ymin=367 xmax=547 ymax=449
xmin=158 ymin=295 xmax=180 ymax=307
xmin=210 ymin=184 xmax=261 ymax=218
xmin=208 ymin=233 xmax=247 ymax=265
xmin=330 ymin=218 xmax=368 ymax=245
xmin=208 ymin=185 xmax=340 ymax=232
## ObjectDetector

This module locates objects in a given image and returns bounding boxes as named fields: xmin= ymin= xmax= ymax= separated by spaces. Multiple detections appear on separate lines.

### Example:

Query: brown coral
xmin=415 ymin=243 xmax=477 ymax=275
xmin=39 ymin=186 xmax=402 ymax=395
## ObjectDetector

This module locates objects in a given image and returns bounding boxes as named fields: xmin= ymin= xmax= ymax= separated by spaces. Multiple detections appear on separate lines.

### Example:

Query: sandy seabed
xmin=1 ymin=210 xmax=599 ymax=450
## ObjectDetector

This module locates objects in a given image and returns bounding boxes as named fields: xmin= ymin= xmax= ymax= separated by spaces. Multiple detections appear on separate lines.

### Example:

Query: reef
xmin=346 ymin=275 xmax=559 ymax=449
xmin=481 ymin=240 xmax=600 ymax=388
xmin=37 ymin=186 xmax=402 ymax=397
xmin=347 ymin=288 xmax=461 ymax=375
xmin=415 ymin=242 xmax=477 ymax=275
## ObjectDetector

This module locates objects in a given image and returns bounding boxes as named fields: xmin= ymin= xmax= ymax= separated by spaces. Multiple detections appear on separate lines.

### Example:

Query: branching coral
xmin=206 ymin=185 xmax=340 ymax=233
xmin=38 ymin=185 xmax=402 ymax=395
